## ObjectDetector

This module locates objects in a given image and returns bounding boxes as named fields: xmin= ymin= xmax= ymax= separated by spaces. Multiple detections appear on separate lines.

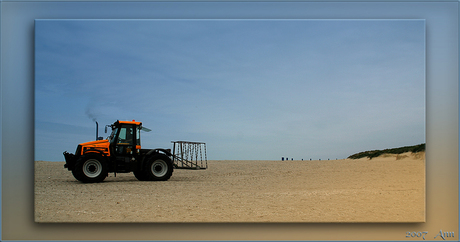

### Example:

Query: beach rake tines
xmin=171 ymin=141 xmax=207 ymax=169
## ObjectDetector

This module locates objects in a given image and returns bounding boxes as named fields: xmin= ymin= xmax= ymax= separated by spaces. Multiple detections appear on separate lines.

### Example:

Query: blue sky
xmin=35 ymin=19 xmax=425 ymax=161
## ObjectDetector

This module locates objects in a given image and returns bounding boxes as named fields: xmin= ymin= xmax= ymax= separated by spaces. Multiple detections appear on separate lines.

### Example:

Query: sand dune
xmin=34 ymin=152 xmax=425 ymax=222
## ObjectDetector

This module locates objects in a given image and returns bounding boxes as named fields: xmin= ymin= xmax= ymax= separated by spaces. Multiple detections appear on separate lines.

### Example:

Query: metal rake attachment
xmin=171 ymin=141 xmax=207 ymax=169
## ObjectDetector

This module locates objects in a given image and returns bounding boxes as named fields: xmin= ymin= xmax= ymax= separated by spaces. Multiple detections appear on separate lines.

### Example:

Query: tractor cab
xmin=107 ymin=120 xmax=142 ymax=156
xmin=105 ymin=120 xmax=143 ymax=171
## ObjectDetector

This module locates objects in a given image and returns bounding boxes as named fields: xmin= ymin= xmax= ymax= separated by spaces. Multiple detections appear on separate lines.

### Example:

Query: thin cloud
xmin=35 ymin=19 xmax=425 ymax=161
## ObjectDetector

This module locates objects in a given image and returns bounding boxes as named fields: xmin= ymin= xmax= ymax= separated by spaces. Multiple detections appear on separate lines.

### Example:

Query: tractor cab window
xmin=115 ymin=125 xmax=136 ymax=155
xmin=108 ymin=127 xmax=118 ymax=143
xmin=117 ymin=125 xmax=134 ymax=146
xmin=136 ymin=126 xmax=141 ymax=146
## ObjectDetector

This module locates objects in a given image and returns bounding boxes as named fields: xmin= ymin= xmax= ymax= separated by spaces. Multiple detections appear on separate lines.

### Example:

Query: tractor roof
xmin=116 ymin=120 xmax=142 ymax=126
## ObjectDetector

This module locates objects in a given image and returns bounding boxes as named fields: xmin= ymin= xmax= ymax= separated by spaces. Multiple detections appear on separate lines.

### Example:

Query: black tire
xmin=133 ymin=170 xmax=148 ymax=181
xmin=143 ymin=154 xmax=173 ymax=181
xmin=72 ymin=154 xmax=108 ymax=183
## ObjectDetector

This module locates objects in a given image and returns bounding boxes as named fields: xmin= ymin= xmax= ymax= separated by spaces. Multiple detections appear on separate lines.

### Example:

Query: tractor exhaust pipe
xmin=95 ymin=121 xmax=99 ymax=140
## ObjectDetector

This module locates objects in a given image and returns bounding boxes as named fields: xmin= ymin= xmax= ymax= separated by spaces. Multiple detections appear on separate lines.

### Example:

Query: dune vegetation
xmin=348 ymin=143 xmax=426 ymax=160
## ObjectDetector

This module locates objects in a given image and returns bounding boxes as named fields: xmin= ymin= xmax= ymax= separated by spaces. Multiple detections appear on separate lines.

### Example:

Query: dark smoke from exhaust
xmin=85 ymin=106 xmax=97 ymax=122
xmin=86 ymin=105 xmax=100 ymax=140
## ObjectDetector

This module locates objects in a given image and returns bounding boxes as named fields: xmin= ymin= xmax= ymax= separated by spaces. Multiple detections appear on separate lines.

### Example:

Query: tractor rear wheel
xmin=143 ymin=154 xmax=173 ymax=181
xmin=72 ymin=154 xmax=108 ymax=183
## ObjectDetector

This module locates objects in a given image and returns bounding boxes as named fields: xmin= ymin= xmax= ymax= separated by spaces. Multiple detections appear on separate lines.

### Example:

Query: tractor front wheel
xmin=143 ymin=154 xmax=173 ymax=181
xmin=72 ymin=154 xmax=108 ymax=183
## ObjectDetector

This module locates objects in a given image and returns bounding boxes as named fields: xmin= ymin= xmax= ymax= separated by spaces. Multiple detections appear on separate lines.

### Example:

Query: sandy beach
xmin=35 ymin=152 xmax=425 ymax=223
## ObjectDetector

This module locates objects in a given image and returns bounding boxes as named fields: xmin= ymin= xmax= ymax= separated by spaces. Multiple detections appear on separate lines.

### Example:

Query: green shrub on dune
xmin=348 ymin=143 xmax=425 ymax=159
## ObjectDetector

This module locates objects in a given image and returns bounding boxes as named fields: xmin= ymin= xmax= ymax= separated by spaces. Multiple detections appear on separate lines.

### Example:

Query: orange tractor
xmin=63 ymin=120 xmax=207 ymax=183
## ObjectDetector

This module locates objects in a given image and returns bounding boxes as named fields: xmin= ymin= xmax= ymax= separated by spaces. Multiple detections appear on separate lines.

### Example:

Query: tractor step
xmin=171 ymin=141 xmax=207 ymax=170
